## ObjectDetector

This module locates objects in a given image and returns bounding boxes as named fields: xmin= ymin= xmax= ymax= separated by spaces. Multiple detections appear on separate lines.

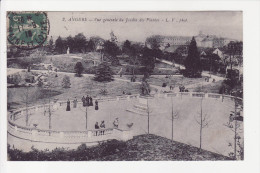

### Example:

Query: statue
xmin=67 ymin=47 xmax=70 ymax=54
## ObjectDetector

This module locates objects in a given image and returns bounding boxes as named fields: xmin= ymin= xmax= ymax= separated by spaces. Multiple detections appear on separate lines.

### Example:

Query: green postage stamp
xmin=7 ymin=12 xmax=49 ymax=50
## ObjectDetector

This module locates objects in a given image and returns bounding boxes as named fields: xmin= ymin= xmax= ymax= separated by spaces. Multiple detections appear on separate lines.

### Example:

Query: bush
xmin=94 ymin=63 xmax=114 ymax=82
xmin=74 ymin=62 xmax=84 ymax=77
xmin=8 ymin=139 xmax=127 ymax=161
xmin=7 ymin=73 xmax=22 ymax=86
xmin=62 ymin=75 xmax=71 ymax=88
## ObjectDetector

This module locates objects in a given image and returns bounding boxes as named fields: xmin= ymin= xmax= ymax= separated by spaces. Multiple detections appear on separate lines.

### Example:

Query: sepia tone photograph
xmin=6 ymin=11 xmax=243 ymax=161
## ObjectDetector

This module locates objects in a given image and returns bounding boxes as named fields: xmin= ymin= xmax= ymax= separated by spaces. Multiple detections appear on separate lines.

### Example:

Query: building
xmin=146 ymin=31 xmax=238 ymax=50
xmin=212 ymin=48 xmax=224 ymax=59
xmin=145 ymin=35 xmax=191 ymax=50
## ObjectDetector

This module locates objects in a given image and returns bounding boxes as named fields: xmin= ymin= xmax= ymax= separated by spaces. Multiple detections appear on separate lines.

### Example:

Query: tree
xmin=140 ymin=79 xmax=151 ymax=95
xmin=62 ymin=75 xmax=71 ymax=88
xmin=145 ymin=35 xmax=161 ymax=49
xmin=47 ymin=36 xmax=54 ymax=53
xmin=55 ymin=36 xmax=65 ymax=54
xmin=66 ymin=35 xmax=75 ymax=53
xmin=224 ymin=94 xmax=243 ymax=160
xmin=122 ymin=40 xmax=131 ymax=54
xmin=21 ymin=87 xmax=39 ymax=126
xmin=74 ymin=33 xmax=87 ymax=53
xmin=103 ymin=40 xmax=120 ymax=65
xmin=86 ymin=39 xmax=95 ymax=52
xmin=224 ymin=41 xmax=243 ymax=87
xmin=124 ymin=43 xmax=142 ymax=78
xmin=169 ymin=97 xmax=179 ymax=141
xmin=89 ymin=36 xmax=105 ymax=50
xmin=226 ymin=41 xmax=243 ymax=72
xmin=140 ymin=47 xmax=155 ymax=79
xmin=43 ymin=80 xmax=55 ymax=133
xmin=194 ymin=97 xmax=210 ymax=152
xmin=184 ymin=37 xmax=201 ymax=78
xmin=74 ymin=62 xmax=84 ymax=77
xmin=93 ymin=62 xmax=114 ymax=82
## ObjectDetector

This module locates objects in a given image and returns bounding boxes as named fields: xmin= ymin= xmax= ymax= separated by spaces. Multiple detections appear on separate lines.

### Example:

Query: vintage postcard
xmin=6 ymin=11 xmax=244 ymax=161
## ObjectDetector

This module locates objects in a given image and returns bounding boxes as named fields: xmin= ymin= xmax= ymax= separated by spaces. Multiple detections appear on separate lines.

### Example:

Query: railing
xmin=8 ymin=92 xmax=241 ymax=145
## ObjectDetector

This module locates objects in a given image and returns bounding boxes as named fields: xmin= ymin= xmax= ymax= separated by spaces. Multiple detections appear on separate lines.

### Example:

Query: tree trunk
xmin=234 ymin=96 xmax=237 ymax=159
xmin=25 ymin=88 xmax=29 ymax=126
xmin=199 ymin=98 xmax=203 ymax=151
xmin=85 ymin=106 xmax=88 ymax=130
xmin=171 ymin=97 xmax=174 ymax=141
xmin=147 ymin=99 xmax=150 ymax=134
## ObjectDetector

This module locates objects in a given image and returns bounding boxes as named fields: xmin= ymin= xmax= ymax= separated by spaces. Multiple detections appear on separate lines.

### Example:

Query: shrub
xmin=8 ymin=139 xmax=127 ymax=161
xmin=94 ymin=63 xmax=114 ymax=82
xmin=62 ymin=75 xmax=71 ymax=88
xmin=74 ymin=62 xmax=84 ymax=77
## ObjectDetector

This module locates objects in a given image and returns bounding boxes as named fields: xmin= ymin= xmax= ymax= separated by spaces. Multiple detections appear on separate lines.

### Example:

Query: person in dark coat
xmin=73 ymin=97 xmax=78 ymax=108
xmin=66 ymin=99 xmax=71 ymax=111
xmin=95 ymin=122 xmax=99 ymax=129
xmin=89 ymin=96 xmax=93 ymax=106
xmin=95 ymin=100 xmax=99 ymax=110
xmin=82 ymin=96 xmax=86 ymax=107
xmin=86 ymin=95 xmax=89 ymax=106
xmin=95 ymin=122 xmax=99 ymax=136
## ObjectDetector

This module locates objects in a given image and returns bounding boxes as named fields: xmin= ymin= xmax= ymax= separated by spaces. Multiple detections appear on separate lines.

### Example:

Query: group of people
xmin=95 ymin=120 xmax=106 ymax=135
xmin=82 ymin=95 xmax=99 ymax=110
xmin=179 ymin=85 xmax=188 ymax=92
xmin=65 ymin=96 xmax=99 ymax=111
xmin=169 ymin=85 xmax=175 ymax=90
xmin=81 ymin=95 xmax=93 ymax=107
xmin=66 ymin=98 xmax=79 ymax=111
xmin=205 ymin=77 xmax=216 ymax=83
xmin=94 ymin=118 xmax=119 ymax=135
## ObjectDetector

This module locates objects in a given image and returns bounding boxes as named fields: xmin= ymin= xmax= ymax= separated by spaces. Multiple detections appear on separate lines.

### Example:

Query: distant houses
xmin=146 ymin=31 xmax=238 ymax=51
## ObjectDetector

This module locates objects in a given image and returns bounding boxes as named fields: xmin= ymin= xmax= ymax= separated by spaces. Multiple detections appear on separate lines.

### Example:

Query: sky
xmin=47 ymin=11 xmax=243 ymax=42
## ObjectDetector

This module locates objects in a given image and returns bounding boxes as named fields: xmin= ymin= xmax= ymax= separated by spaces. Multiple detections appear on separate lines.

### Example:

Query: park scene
xmin=7 ymin=11 xmax=243 ymax=161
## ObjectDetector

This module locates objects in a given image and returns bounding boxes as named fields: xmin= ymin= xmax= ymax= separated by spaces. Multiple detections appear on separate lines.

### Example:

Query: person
xmin=182 ymin=86 xmax=185 ymax=92
xmin=73 ymin=97 xmax=78 ymax=108
xmin=86 ymin=95 xmax=89 ymax=107
xmin=95 ymin=122 xmax=99 ymax=136
xmin=82 ymin=96 xmax=86 ymax=107
xmin=100 ymin=121 xmax=105 ymax=128
xmin=100 ymin=121 xmax=105 ymax=135
xmin=89 ymin=96 xmax=93 ymax=106
xmin=113 ymin=118 xmax=119 ymax=128
xmin=95 ymin=100 xmax=99 ymax=110
xmin=66 ymin=99 xmax=71 ymax=111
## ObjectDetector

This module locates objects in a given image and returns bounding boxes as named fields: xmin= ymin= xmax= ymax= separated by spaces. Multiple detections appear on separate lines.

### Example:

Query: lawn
xmin=8 ymin=72 xmax=141 ymax=110
xmin=116 ymin=74 xmax=206 ymax=88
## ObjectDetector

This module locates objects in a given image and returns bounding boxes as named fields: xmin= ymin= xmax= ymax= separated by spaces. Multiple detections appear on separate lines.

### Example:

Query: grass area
xmin=192 ymin=80 xmax=223 ymax=93
xmin=8 ymin=53 xmax=181 ymax=75
xmin=117 ymin=75 xmax=205 ymax=87
xmin=8 ymin=134 xmax=232 ymax=161
xmin=8 ymin=72 xmax=141 ymax=110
